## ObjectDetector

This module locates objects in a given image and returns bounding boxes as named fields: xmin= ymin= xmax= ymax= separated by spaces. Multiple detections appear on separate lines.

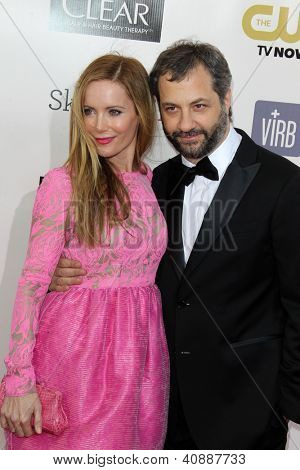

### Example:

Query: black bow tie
xmin=181 ymin=157 xmax=219 ymax=186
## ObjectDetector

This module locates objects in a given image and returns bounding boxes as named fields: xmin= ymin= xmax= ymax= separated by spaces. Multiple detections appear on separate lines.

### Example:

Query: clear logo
xmin=49 ymin=0 xmax=165 ymax=43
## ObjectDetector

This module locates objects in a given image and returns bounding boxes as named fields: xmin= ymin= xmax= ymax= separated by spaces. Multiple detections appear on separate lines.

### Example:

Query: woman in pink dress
xmin=0 ymin=54 xmax=169 ymax=449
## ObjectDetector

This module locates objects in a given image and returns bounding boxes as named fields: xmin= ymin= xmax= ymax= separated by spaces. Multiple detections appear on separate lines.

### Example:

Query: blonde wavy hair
xmin=65 ymin=54 xmax=155 ymax=247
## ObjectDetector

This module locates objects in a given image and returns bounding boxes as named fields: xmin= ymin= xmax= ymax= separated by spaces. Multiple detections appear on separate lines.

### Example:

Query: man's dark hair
xmin=149 ymin=40 xmax=232 ymax=111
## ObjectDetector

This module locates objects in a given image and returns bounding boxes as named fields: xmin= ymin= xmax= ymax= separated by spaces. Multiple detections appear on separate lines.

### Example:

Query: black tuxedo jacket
xmin=152 ymin=129 xmax=300 ymax=449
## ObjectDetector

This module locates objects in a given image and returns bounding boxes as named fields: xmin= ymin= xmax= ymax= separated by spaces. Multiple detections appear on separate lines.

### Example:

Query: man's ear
xmin=154 ymin=97 xmax=162 ymax=117
xmin=224 ymin=88 xmax=232 ymax=114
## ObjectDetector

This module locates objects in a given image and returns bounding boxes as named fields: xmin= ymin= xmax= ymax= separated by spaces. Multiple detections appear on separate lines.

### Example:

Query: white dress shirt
xmin=182 ymin=126 xmax=242 ymax=264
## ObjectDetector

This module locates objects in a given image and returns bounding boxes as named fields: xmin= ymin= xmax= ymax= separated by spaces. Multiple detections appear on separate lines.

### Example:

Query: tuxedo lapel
xmin=165 ymin=155 xmax=186 ymax=279
xmin=183 ymin=130 xmax=261 ymax=282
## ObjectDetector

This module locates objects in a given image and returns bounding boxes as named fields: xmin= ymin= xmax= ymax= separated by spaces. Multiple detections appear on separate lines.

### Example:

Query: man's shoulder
xmin=153 ymin=157 xmax=174 ymax=173
xmin=236 ymin=127 xmax=300 ymax=178
xmin=256 ymin=142 xmax=300 ymax=181
xmin=151 ymin=156 xmax=180 ymax=197
xmin=153 ymin=155 xmax=180 ymax=178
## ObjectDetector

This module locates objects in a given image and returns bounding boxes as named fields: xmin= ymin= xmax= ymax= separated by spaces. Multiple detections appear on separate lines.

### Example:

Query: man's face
xmin=158 ymin=64 xmax=231 ymax=162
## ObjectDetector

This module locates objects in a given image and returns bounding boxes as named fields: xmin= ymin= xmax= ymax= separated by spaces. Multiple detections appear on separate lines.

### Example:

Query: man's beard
xmin=165 ymin=105 xmax=228 ymax=161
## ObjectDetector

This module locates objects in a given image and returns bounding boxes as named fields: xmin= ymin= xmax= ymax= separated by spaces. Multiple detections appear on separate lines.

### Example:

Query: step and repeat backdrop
xmin=0 ymin=0 xmax=299 ymax=449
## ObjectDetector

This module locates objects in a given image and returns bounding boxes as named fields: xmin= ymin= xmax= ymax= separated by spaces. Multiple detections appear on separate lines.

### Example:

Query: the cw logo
xmin=242 ymin=5 xmax=300 ymax=43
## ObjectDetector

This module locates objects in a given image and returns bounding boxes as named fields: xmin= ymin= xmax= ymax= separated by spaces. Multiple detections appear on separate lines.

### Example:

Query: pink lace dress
xmin=3 ymin=166 xmax=169 ymax=450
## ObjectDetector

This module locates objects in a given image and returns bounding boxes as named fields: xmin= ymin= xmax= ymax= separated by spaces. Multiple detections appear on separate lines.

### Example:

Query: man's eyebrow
xmin=161 ymin=97 xmax=209 ymax=106
xmin=161 ymin=101 xmax=177 ymax=106
xmin=190 ymin=97 xmax=209 ymax=105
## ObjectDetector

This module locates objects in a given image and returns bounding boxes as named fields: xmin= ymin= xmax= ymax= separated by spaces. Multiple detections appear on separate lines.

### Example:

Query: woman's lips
xmin=95 ymin=137 xmax=115 ymax=145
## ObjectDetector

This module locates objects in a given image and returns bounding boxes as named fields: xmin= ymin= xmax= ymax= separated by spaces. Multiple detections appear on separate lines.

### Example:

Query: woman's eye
xmin=83 ymin=107 xmax=94 ymax=116
xmin=109 ymin=109 xmax=122 ymax=116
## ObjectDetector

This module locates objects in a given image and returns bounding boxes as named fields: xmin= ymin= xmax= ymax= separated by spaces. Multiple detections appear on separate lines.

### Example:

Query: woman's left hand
xmin=0 ymin=392 xmax=42 ymax=437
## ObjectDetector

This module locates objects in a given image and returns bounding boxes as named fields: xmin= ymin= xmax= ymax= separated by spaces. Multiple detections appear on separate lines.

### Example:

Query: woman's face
xmin=83 ymin=79 xmax=139 ymax=169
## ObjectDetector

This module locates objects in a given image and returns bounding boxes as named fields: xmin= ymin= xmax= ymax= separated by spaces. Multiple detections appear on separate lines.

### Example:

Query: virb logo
xmin=252 ymin=101 xmax=300 ymax=157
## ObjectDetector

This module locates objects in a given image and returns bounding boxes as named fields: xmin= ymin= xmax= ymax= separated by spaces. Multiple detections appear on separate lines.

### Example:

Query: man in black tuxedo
xmin=148 ymin=40 xmax=300 ymax=450
xmin=50 ymin=41 xmax=300 ymax=449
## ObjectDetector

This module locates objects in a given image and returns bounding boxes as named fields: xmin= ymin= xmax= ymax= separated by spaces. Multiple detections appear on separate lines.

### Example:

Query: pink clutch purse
xmin=0 ymin=378 xmax=68 ymax=435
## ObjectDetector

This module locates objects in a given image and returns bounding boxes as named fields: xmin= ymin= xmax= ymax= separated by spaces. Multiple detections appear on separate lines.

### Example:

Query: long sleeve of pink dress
xmin=4 ymin=168 xmax=71 ymax=396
